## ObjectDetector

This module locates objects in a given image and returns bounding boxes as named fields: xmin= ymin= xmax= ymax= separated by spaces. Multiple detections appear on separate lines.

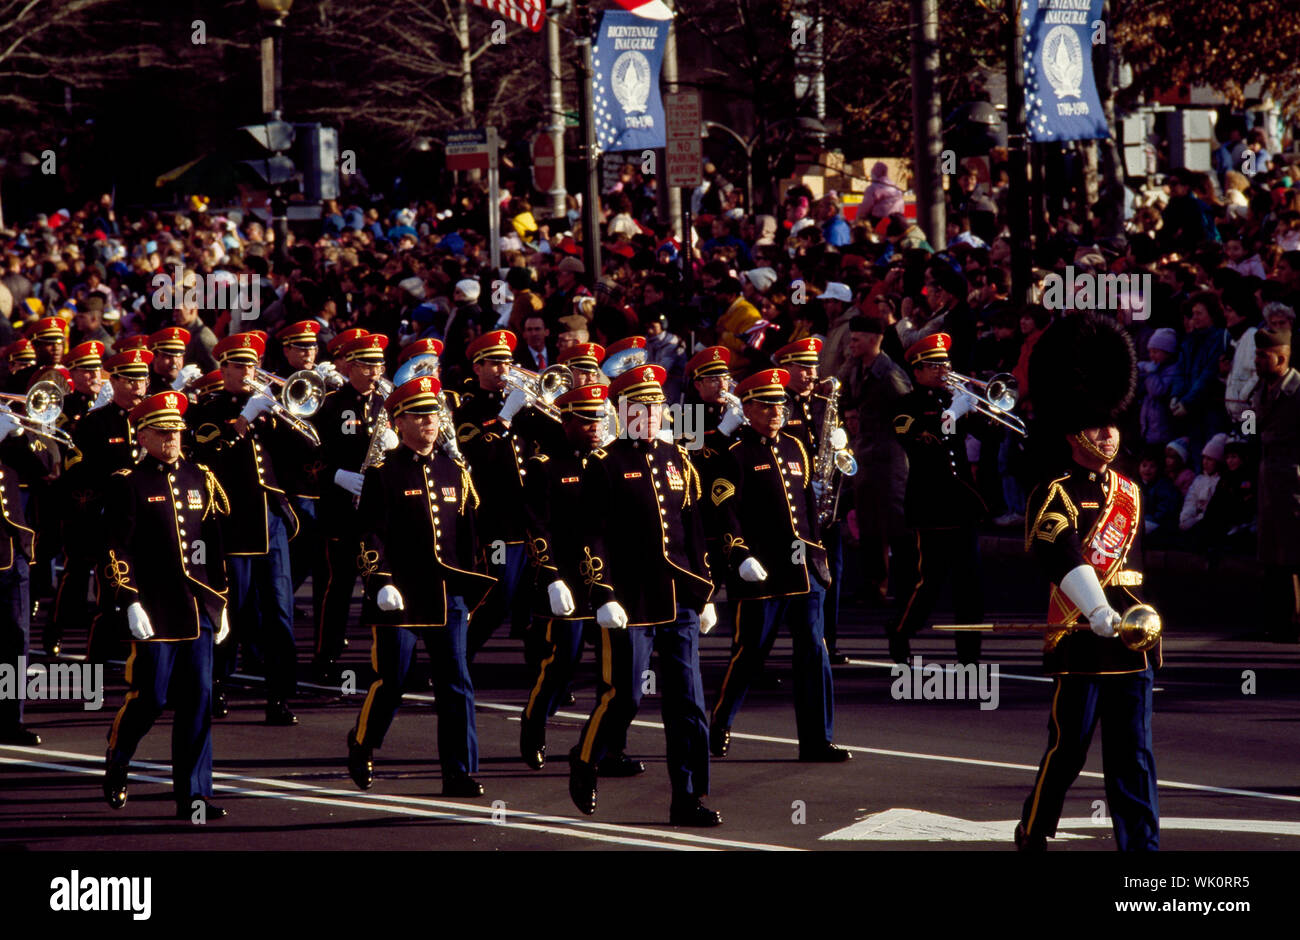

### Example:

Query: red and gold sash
xmin=1046 ymin=469 xmax=1141 ymax=637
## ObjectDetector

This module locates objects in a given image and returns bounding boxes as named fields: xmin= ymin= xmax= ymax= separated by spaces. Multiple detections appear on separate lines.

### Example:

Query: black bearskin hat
xmin=1028 ymin=312 xmax=1137 ymax=435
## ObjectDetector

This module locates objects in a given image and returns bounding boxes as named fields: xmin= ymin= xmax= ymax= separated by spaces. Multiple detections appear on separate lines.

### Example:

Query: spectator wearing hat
xmin=643 ymin=310 xmax=687 ymax=405
xmin=186 ymin=332 xmax=302 ymax=725
xmin=101 ymin=390 xmax=231 ymax=819
xmin=1138 ymin=328 xmax=1180 ymax=447
xmin=69 ymin=294 xmax=114 ymax=356
xmin=837 ymin=315 xmax=912 ymax=607
xmin=1179 ymin=433 xmax=1227 ymax=540
xmin=543 ymin=256 xmax=591 ymax=326
xmin=1252 ymin=327 xmax=1300 ymax=641
xmin=1164 ymin=438 xmax=1195 ymax=496
xmin=712 ymin=276 xmax=762 ymax=368
xmin=817 ymin=282 xmax=858 ymax=380
xmin=1136 ymin=445 xmax=1182 ymax=549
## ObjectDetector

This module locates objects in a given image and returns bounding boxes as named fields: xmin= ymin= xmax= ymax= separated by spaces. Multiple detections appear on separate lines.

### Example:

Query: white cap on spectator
xmin=741 ymin=267 xmax=777 ymax=294
xmin=818 ymin=282 xmax=853 ymax=303
xmin=454 ymin=278 xmax=481 ymax=303
xmin=398 ymin=276 xmax=426 ymax=301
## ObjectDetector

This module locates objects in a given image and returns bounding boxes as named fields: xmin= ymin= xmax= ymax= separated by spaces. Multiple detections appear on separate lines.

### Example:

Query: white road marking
xmin=0 ymin=747 xmax=799 ymax=852
xmin=821 ymin=808 xmax=1300 ymax=842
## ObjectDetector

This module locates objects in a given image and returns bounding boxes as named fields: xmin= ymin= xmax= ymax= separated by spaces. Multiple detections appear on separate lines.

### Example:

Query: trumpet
xmin=0 ymin=380 xmax=76 ymax=448
xmin=943 ymin=370 xmax=1027 ymax=437
xmin=244 ymin=368 xmax=326 ymax=446
xmin=500 ymin=363 xmax=574 ymax=423
xmin=935 ymin=604 xmax=1163 ymax=653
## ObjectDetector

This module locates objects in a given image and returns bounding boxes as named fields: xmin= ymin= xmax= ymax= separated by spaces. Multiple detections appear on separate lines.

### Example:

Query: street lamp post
xmin=256 ymin=0 xmax=293 ymax=270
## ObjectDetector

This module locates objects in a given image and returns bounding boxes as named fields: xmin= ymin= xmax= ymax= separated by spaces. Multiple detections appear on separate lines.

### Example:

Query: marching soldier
xmin=1016 ymin=313 xmax=1160 ymax=852
xmin=147 ymin=327 xmax=192 ymax=396
xmin=344 ymin=376 xmax=496 ymax=797
xmin=186 ymin=332 xmax=301 ymax=725
xmin=312 ymin=331 xmax=394 ymax=680
xmin=682 ymin=345 xmax=744 ymax=452
xmin=102 ymin=391 xmax=232 ymax=819
xmin=887 ymin=333 xmax=986 ymax=664
xmin=3 ymin=340 xmax=36 ymax=388
xmin=8 ymin=317 xmax=66 ymax=392
xmin=60 ymin=340 xmax=105 ymax=430
xmin=568 ymin=364 xmax=721 ymax=826
xmin=706 ymin=368 xmax=848 ymax=762
xmin=454 ymin=330 xmax=532 ymax=660
xmin=64 ymin=348 xmax=152 ymax=662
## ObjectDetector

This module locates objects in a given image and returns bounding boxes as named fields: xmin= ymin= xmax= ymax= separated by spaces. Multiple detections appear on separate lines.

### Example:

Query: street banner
xmin=592 ymin=10 xmax=669 ymax=153
xmin=1022 ymin=0 xmax=1109 ymax=142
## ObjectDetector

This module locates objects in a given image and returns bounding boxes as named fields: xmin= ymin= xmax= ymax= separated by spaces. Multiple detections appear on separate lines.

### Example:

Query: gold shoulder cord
xmin=459 ymin=466 xmax=480 ymax=514
xmin=200 ymin=465 xmax=231 ymax=518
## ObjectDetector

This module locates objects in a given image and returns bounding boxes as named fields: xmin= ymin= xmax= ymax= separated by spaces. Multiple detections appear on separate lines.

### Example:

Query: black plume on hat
xmin=1028 ymin=313 xmax=1136 ymax=435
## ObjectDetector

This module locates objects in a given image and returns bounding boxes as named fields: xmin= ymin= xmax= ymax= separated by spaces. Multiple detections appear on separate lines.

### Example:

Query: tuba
xmin=243 ymin=368 xmax=325 ymax=446
xmin=394 ymin=354 xmax=464 ymax=463
xmin=814 ymin=377 xmax=858 ymax=527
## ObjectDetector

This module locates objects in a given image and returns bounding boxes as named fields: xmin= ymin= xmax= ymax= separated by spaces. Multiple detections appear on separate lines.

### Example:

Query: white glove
xmin=547 ymin=580 xmax=576 ymax=617
xmin=215 ymin=607 xmax=230 ymax=645
xmin=1169 ymin=397 xmax=1188 ymax=418
xmin=943 ymin=388 xmax=978 ymax=424
xmin=1059 ymin=564 xmax=1119 ymax=638
xmin=498 ymin=387 xmax=529 ymax=424
xmin=334 ymin=469 xmax=365 ymax=496
xmin=718 ymin=405 xmax=744 ymax=435
xmin=739 ymin=557 xmax=769 ymax=582
xmin=377 ymin=585 xmax=405 ymax=612
xmin=126 ymin=602 xmax=155 ymax=641
xmin=172 ymin=363 xmax=202 ymax=390
xmin=379 ymin=428 xmax=399 ymax=452
xmin=829 ymin=427 xmax=848 ymax=450
xmin=596 ymin=601 xmax=629 ymax=630
xmin=699 ymin=603 xmax=718 ymax=635
xmin=239 ymin=394 xmax=275 ymax=422
xmin=316 ymin=362 xmax=344 ymax=387
xmin=0 ymin=412 xmax=22 ymax=437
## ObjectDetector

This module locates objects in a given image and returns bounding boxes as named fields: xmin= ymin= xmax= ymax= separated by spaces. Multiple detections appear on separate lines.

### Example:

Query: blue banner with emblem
xmin=592 ymin=10 xmax=668 ymax=153
xmin=1022 ymin=0 xmax=1109 ymax=142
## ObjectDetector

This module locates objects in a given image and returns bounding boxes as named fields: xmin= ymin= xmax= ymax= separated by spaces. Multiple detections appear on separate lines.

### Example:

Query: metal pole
xmin=487 ymin=126 xmax=502 ymax=270
xmin=662 ymin=0 xmax=683 ymax=239
xmin=910 ymin=0 xmax=946 ymax=251
xmin=1007 ymin=0 xmax=1032 ymax=304
xmin=545 ymin=5 xmax=568 ymax=220
xmin=574 ymin=0 xmax=602 ymax=279
xmin=267 ymin=16 xmax=289 ymax=271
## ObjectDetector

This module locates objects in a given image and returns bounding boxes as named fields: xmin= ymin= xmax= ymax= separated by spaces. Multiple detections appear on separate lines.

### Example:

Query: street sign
xmin=664 ymin=91 xmax=702 ymax=189
xmin=532 ymin=133 xmax=556 ymax=193
xmin=446 ymin=129 xmax=491 ymax=172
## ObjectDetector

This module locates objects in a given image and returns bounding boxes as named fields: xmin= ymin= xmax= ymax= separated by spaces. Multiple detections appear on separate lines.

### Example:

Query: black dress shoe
xmin=1014 ymin=822 xmax=1046 ymax=851
xmin=888 ymin=634 xmax=911 ymax=664
xmin=265 ymin=701 xmax=298 ymax=726
xmin=597 ymin=753 xmax=645 ymax=777
xmin=104 ymin=753 xmax=128 ymax=810
xmin=0 ymin=724 xmax=41 ymax=746
xmin=568 ymin=749 xmax=598 ymax=815
xmin=176 ymin=799 xmax=227 ymax=820
xmin=347 ymin=729 xmax=374 ymax=790
xmin=212 ymin=686 xmax=229 ymax=719
xmin=670 ymin=797 xmax=722 ymax=827
xmin=519 ymin=724 xmax=546 ymax=770
xmin=442 ymin=774 xmax=484 ymax=798
xmin=798 ymin=743 xmax=853 ymax=762
xmin=828 ymin=651 xmax=850 ymax=665
xmin=562 ymin=690 xmax=576 ymax=707
xmin=709 ymin=722 xmax=730 ymax=758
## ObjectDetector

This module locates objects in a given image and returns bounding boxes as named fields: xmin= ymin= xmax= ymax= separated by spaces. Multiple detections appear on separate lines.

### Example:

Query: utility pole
xmin=910 ymin=0 xmax=946 ymax=251
xmin=574 ymin=0 xmax=602 ymax=279
xmin=661 ymin=0 xmax=683 ymax=239
xmin=544 ymin=2 xmax=569 ymax=220
xmin=1006 ymin=0 xmax=1032 ymax=303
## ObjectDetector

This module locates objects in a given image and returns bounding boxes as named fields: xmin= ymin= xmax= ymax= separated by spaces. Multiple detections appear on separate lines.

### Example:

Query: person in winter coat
xmin=1139 ymin=328 xmax=1179 ymax=446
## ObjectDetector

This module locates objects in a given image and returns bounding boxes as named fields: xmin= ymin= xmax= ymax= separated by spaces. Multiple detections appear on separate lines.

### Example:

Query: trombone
xmin=943 ymin=370 xmax=1027 ymax=437
xmin=500 ymin=363 xmax=574 ymax=423
xmin=0 ymin=379 xmax=76 ymax=448
xmin=244 ymin=368 xmax=326 ymax=446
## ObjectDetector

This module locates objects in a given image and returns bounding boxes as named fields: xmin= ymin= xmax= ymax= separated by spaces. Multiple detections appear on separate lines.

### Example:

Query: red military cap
xmin=30 ymin=317 xmax=68 ymax=343
xmin=130 ymin=390 xmax=189 ymax=432
xmin=148 ymin=327 xmax=191 ymax=354
xmin=385 ymin=374 xmax=443 ymax=419
xmin=5 ymin=339 xmax=35 ymax=364
xmin=904 ymin=332 xmax=953 ymax=366
xmin=192 ymin=370 xmax=224 ymax=399
xmin=398 ymin=337 xmax=444 ymax=366
xmin=686 ymin=345 xmax=731 ymax=378
xmin=66 ymin=341 xmax=106 ymax=370
xmin=248 ymin=329 xmax=269 ymax=344
xmin=327 ymin=327 xmax=368 ymax=356
xmin=115 ymin=334 xmax=150 ymax=353
xmin=277 ymin=320 xmax=321 ymax=347
xmin=30 ymin=365 xmax=72 ymax=393
xmin=555 ymin=383 xmax=610 ymax=420
xmin=213 ymin=332 xmax=266 ymax=365
xmin=557 ymin=342 xmax=606 ymax=373
xmin=773 ymin=337 xmax=822 ymax=367
xmin=466 ymin=329 xmax=517 ymax=364
xmin=604 ymin=335 xmax=645 ymax=358
xmin=734 ymin=368 xmax=790 ymax=404
xmin=104 ymin=348 xmax=155 ymax=377
xmin=339 ymin=332 xmax=388 ymax=363
xmin=608 ymin=363 xmax=667 ymax=404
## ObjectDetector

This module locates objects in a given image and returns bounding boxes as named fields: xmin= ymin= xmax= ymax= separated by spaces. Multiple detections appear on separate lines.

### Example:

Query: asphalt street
xmin=2 ymin=549 xmax=1298 ymax=853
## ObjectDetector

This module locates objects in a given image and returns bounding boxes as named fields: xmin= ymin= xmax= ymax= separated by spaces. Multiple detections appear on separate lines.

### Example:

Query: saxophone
xmin=354 ymin=378 xmax=395 ymax=508
xmin=815 ymin=377 xmax=858 ymax=527
xmin=436 ymin=390 xmax=465 ymax=464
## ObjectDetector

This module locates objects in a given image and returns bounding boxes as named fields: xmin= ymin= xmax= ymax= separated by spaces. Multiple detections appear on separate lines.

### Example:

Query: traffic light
xmin=236 ymin=120 xmax=298 ymax=189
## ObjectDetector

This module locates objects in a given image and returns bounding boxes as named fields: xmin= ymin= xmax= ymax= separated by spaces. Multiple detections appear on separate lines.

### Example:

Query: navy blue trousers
xmin=522 ymin=616 xmax=587 ymax=732
xmin=466 ymin=543 xmax=528 ymax=661
xmin=0 ymin=557 xmax=30 ymax=728
xmin=1021 ymin=668 xmax=1159 ymax=851
xmin=575 ymin=607 xmax=709 ymax=799
xmin=106 ymin=611 xmax=215 ymax=808
xmin=817 ymin=522 xmax=845 ymax=651
xmin=353 ymin=596 xmax=476 ymax=779
xmin=223 ymin=510 xmax=297 ymax=701
xmin=288 ymin=496 xmax=325 ymax=629
xmin=711 ymin=591 xmax=834 ymax=748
